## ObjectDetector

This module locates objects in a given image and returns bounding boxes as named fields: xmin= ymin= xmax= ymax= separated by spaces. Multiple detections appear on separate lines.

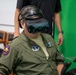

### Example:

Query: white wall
xmin=0 ymin=0 xmax=17 ymax=49
xmin=0 ymin=0 xmax=17 ymax=25
xmin=0 ymin=0 xmax=23 ymax=32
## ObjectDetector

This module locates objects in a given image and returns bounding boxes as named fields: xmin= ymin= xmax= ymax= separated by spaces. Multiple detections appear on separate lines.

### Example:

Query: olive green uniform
xmin=0 ymin=31 xmax=64 ymax=75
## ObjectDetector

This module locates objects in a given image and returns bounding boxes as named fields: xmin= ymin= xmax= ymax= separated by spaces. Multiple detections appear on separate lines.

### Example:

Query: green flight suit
xmin=0 ymin=31 xmax=64 ymax=75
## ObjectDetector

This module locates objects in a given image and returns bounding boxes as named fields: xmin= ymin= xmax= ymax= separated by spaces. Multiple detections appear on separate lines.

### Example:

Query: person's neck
xmin=24 ymin=30 xmax=40 ymax=39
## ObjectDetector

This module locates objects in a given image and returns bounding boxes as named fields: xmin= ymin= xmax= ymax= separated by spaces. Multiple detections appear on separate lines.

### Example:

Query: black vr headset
xmin=18 ymin=5 xmax=49 ymax=33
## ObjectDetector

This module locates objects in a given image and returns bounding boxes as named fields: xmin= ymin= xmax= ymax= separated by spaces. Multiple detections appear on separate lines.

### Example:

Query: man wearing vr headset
xmin=0 ymin=5 xmax=64 ymax=75
xmin=14 ymin=0 xmax=63 ymax=46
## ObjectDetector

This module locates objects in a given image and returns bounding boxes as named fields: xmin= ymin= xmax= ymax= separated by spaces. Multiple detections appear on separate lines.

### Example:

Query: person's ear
xmin=20 ymin=20 xmax=25 ymax=29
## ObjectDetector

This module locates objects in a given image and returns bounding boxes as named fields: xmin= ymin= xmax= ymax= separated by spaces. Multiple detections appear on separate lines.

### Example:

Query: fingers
xmin=58 ymin=38 xmax=63 ymax=46
xmin=58 ymin=33 xmax=63 ymax=46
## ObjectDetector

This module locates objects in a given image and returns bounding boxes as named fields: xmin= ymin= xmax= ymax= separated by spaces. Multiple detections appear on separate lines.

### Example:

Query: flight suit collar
xmin=20 ymin=31 xmax=31 ymax=43
xmin=21 ymin=31 xmax=38 ymax=46
xmin=21 ymin=31 xmax=53 ymax=48
xmin=27 ymin=33 xmax=53 ymax=49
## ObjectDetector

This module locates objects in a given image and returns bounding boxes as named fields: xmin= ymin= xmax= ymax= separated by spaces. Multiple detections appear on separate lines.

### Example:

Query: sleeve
xmin=55 ymin=0 xmax=62 ymax=13
xmin=55 ymin=49 xmax=64 ymax=65
xmin=16 ymin=0 xmax=27 ymax=10
xmin=0 ymin=45 xmax=19 ymax=75
xmin=47 ymin=34 xmax=64 ymax=65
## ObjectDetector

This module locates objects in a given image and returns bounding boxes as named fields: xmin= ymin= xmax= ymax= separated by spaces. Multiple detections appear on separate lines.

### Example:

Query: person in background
xmin=14 ymin=0 xmax=63 ymax=46
xmin=0 ymin=5 xmax=64 ymax=75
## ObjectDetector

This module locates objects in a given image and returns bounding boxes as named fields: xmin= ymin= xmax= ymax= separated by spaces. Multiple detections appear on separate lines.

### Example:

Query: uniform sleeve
xmin=46 ymin=34 xmax=64 ymax=65
xmin=0 ymin=45 xmax=19 ymax=75
xmin=55 ymin=0 xmax=62 ymax=13
xmin=16 ymin=0 xmax=27 ymax=10
xmin=55 ymin=49 xmax=64 ymax=65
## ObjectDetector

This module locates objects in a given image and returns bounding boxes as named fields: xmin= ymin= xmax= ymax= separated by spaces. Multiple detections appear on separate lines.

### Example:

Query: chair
xmin=6 ymin=32 xmax=14 ymax=44
xmin=0 ymin=30 xmax=7 ymax=48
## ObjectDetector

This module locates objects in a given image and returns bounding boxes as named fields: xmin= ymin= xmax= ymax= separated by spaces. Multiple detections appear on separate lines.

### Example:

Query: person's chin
xmin=32 ymin=35 xmax=39 ymax=38
xmin=29 ymin=32 xmax=41 ymax=38
xmin=32 ymin=34 xmax=40 ymax=38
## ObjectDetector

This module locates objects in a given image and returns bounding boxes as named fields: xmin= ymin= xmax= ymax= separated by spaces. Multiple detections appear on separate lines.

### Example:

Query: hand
xmin=57 ymin=64 xmax=64 ymax=75
xmin=58 ymin=33 xmax=63 ymax=46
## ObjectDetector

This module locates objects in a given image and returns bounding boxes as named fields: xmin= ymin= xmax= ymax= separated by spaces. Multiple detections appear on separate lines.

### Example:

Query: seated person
xmin=0 ymin=5 xmax=64 ymax=75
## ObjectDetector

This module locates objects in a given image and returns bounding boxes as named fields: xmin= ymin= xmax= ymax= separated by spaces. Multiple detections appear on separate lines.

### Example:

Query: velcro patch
xmin=2 ymin=45 xmax=10 ymax=55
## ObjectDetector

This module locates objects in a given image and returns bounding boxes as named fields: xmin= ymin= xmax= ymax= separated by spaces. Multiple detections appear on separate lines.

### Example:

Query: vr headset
xmin=18 ymin=5 xmax=49 ymax=33
xmin=24 ymin=17 xmax=49 ymax=33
